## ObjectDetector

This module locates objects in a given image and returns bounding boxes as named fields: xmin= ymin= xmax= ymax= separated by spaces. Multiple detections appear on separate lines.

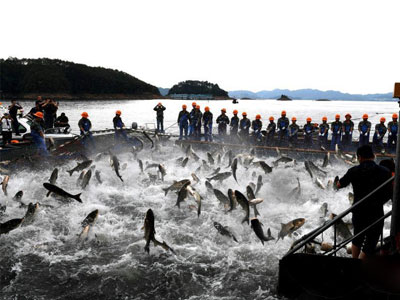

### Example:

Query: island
xmin=277 ymin=94 xmax=292 ymax=101
xmin=168 ymin=80 xmax=230 ymax=100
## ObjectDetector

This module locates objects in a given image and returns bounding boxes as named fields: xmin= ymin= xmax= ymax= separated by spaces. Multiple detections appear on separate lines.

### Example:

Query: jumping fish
xmin=251 ymin=218 xmax=274 ymax=245
xmin=234 ymin=190 xmax=250 ymax=225
xmin=67 ymin=160 xmax=92 ymax=176
xmin=213 ymin=221 xmax=238 ymax=242
xmin=43 ymin=183 xmax=82 ymax=203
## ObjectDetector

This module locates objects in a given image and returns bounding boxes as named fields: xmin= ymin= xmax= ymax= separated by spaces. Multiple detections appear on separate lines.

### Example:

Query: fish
xmin=187 ymin=185 xmax=201 ymax=217
xmin=273 ymin=156 xmax=293 ymax=167
xmin=348 ymin=192 xmax=354 ymax=205
xmin=81 ymin=169 xmax=92 ymax=189
xmin=43 ymin=183 xmax=82 ymax=203
xmin=12 ymin=191 xmax=23 ymax=202
xmin=333 ymin=176 xmax=339 ymax=190
xmin=246 ymin=185 xmax=260 ymax=217
xmin=251 ymin=218 xmax=274 ymax=245
xmin=308 ymin=161 xmax=328 ymax=176
xmin=213 ymin=222 xmax=238 ymax=242
xmin=329 ymin=213 xmax=352 ymax=240
xmin=110 ymin=154 xmax=123 ymax=182
xmin=213 ymin=189 xmax=230 ymax=207
xmin=205 ymin=181 xmax=213 ymax=191
xmin=225 ymin=150 xmax=233 ymax=167
xmin=322 ymin=152 xmax=330 ymax=168
xmin=217 ymin=153 xmax=222 ymax=165
xmin=207 ymin=152 xmax=215 ymax=165
xmin=1 ymin=175 xmax=9 ymax=196
xmin=288 ymin=178 xmax=301 ymax=199
xmin=319 ymin=202 xmax=328 ymax=217
xmin=22 ymin=203 xmax=40 ymax=226
xmin=95 ymin=170 xmax=103 ymax=184
xmin=0 ymin=218 xmax=24 ymax=235
xmin=67 ymin=160 xmax=93 ymax=176
xmin=315 ymin=177 xmax=326 ymax=190
xmin=207 ymin=172 xmax=232 ymax=182
xmin=76 ymin=171 xmax=85 ymax=187
xmin=304 ymin=161 xmax=314 ymax=178
xmin=278 ymin=218 xmax=306 ymax=241
xmin=158 ymin=164 xmax=166 ymax=182
xmin=80 ymin=209 xmax=99 ymax=239
xmin=144 ymin=209 xmax=175 ymax=254
xmin=191 ymin=173 xmax=200 ymax=184
xmin=209 ymin=167 xmax=221 ymax=177
xmin=254 ymin=161 xmax=273 ymax=174
xmin=163 ymin=179 xmax=190 ymax=196
xmin=49 ymin=168 xmax=58 ymax=185
xmin=138 ymin=160 xmax=144 ymax=173
xmin=176 ymin=181 xmax=190 ymax=208
xmin=231 ymin=158 xmax=238 ymax=183
xmin=255 ymin=175 xmax=263 ymax=195
xmin=234 ymin=190 xmax=250 ymax=225
xmin=228 ymin=189 xmax=237 ymax=211
xmin=181 ymin=157 xmax=189 ymax=168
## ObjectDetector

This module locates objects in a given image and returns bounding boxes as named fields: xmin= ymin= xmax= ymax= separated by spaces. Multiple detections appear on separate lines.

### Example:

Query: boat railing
xmin=284 ymin=175 xmax=394 ymax=258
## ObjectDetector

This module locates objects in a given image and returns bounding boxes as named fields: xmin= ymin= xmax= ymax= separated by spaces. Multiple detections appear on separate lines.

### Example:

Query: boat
xmin=316 ymin=98 xmax=331 ymax=101
xmin=277 ymin=94 xmax=292 ymax=101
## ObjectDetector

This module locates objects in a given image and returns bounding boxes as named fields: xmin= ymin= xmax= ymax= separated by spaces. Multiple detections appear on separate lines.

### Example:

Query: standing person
xmin=203 ymin=106 xmax=213 ymax=142
xmin=230 ymin=110 xmax=239 ymax=137
xmin=288 ymin=117 xmax=299 ymax=147
xmin=28 ymin=100 xmax=43 ymax=118
xmin=30 ymin=112 xmax=48 ymax=156
xmin=42 ymin=99 xmax=58 ymax=129
xmin=153 ymin=102 xmax=166 ymax=133
xmin=1 ymin=113 xmax=13 ymax=145
xmin=239 ymin=112 xmax=251 ymax=141
xmin=78 ymin=112 xmax=95 ymax=149
xmin=342 ymin=114 xmax=354 ymax=150
xmin=318 ymin=116 xmax=329 ymax=149
xmin=277 ymin=111 xmax=289 ymax=146
xmin=194 ymin=105 xmax=202 ymax=140
xmin=387 ymin=113 xmax=398 ymax=152
xmin=177 ymin=104 xmax=190 ymax=140
xmin=251 ymin=114 xmax=262 ymax=142
xmin=373 ymin=117 xmax=387 ymax=153
xmin=113 ymin=110 xmax=128 ymax=142
xmin=216 ymin=108 xmax=229 ymax=138
xmin=331 ymin=114 xmax=342 ymax=150
xmin=8 ymin=100 xmax=22 ymax=136
xmin=358 ymin=114 xmax=371 ymax=147
xmin=54 ymin=112 xmax=70 ymax=133
xmin=336 ymin=145 xmax=392 ymax=259
xmin=303 ymin=117 xmax=314 ymax=148
xmin=188 ymin=102 xmax=197 ymax=137
xmin=266 ymin=116 xmax=276 ymax=146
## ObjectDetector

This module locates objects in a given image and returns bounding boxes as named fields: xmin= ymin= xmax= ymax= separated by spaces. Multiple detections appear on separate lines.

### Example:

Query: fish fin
xmin=206 ymin=177 xmax=211 ymax=181
xmin=162 ymin=188 xmax=169 ymax=196
xmin=67 ymin=170 xmax=73 ymax=176
xmin=74 ymin=193 xmax=82 ymax=203
xmin=46 ymin=191 xmax=51 ymax=197
xmin=232 ymin=235 xmax=239 ymax=243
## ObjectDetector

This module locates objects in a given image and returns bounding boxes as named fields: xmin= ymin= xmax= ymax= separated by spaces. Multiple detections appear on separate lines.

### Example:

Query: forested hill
xmin=0 ymin=58 xmax=161 ymax=100
xmin=168 ymin=80 xmax=229 ymax=98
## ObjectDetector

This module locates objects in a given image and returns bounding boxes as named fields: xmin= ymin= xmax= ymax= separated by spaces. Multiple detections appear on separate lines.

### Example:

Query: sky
xmin=1 ymin=0 xmax=399 ymax=94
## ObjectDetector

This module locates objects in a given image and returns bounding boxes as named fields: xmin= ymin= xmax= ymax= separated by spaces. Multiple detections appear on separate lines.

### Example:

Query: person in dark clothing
xmin=266 ymin=116 xmax=276 ymax=146
xmin=373 ymin=117 xmax=387 ymax=153
xmin=1 ymin=113 xmax=13 ymax=145
xmin=202 ymin=106 xmax=213 ymax=142
xmin=30 ymin=112 xmax=48 ymax=156
xmin=230 ymin=110 xmax=239 ymax=136
xmin=216 ymin=108 xmax=229 ymax=137
xmin=8 ymin=100 xmax=22 ymax=136
xmin=28 ymin=100 xmax=43 ymax=118
xmin=288 ymin=117 xmax=299 ymax=147
xmin=303 ymin=117 xmax=314 ymax=148
xmin=78 ymin=112 xmax=95 ymax=149
xmin=358 ymin=114 xmax=371 ymax=147
xmin=277 ymin=110 xmax=289 ymax=146
xmin=331 ymin=114 xmax=342 ymax=150
xmin=337 ymin=145 xmax=392 ymax=259
xmin=193 ymin=105 xmax=202 ymax=140
xmin=54 ymin=112 xmax=70 ymax=133
xmin=251 ymin=114 xmax=262 ymax=142
xmin=188 ymin=102 xmax=197 ymax=137
xmin=239 ymin=112 xmax=251 ymax=141
xmin=318 ymin=116 xmax=329 ymax=149
xmin=342 ymin=113 xmax=354 ymax=150
xmin=387 ymin=113 xmax=398 ymax=152
xmin=42 ymin=99 xmax=58 ymax=129
xmin=379 ymin=159 xmax=395 ymax=176
xmin=178 ymin=104 xmax=190 ymax=140
xmin=113 ymin=110 xmax=128 ymax=142
xmin=153 ymin=102 xmax=166 ymax=133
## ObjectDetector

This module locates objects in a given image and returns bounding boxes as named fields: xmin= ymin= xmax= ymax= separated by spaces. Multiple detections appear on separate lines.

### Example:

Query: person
xmin=379 ymin=159 xmax=395 ymax=177
xmin=303 ymin=117 xmax=314 ymax=148
xmin=194 ymin=105 xmax=202 ymax=140
xmin=54 ymin=112 xmax=70 ymax=133
xmin=373 ymin=117 xmax=387 ymax=153
xmin=78 ymin=112 xmax=95 ymax=149
xmin=28 ymin=100 xmax=43 ymax=118
xmin=239 ymin=112 xmax=251 ymax=141
xmin=266 ymin=116 xmax=276 ymax=146
xmin=318 ymin=116 xmax=329 ymax=149
xmin=216 ymin=108 xmax=229 ymax=137
xmin=230 ymin=110 xmax=239 ymax=137
xmin=277 ymin=111 xmax=289 ymax=146
xmin=387 ymin=113 xmax=398 ymax=152
xmin=1 ymin=113 xmax=13 ymax=145
xmin=342 ymin=114 xmax=354 ymax=150
xmin=336 ymin=145 xmax=392 ymax=259
xmin=178 ymin=104 xmax=190 ymax=140
xmin=331 ymin=114 xmax=342 ymax=150
xmin=288 ymin=117 xmax=299 ymax=147
xmin=251 ymin=114 xmax=262 ymax=142
xmin=203 ymin=106 xmax=213 ymax=142
xmin=188 ymin=102 xmax=197 ymax=137
xmin=358 ymin=114 xmax=371 ymax=147
xmin=153 ymin=102 xmax=166 ymax=133
xmin=113 ymin=110 xmax=128 ymax=142
xmin=8 ymin=100 xmax=22 ymax=136
xmin=30 ymin=112 xmax=48 ymax=156
xmin=41 ymin=99 xmax=58 ymax=129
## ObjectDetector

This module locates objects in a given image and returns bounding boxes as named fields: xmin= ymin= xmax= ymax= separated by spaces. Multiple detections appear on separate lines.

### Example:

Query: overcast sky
xmin=1 ymin=0 xmax=399 ymax=94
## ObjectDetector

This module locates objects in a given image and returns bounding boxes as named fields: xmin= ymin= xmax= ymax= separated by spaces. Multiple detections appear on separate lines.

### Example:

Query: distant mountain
xmin=229 ymin=89 xmax=393 ymax=101
xmin=158 ymin=87 xmax=169 ymax=96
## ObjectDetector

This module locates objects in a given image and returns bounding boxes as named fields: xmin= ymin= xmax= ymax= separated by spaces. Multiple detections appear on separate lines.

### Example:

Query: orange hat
xmin=393 ymin=113 xmax=398 ymax=119
xmin=292 ymin=117 xmax=297 ymax=121
xmin=335 ymin=114 xmax=340 ymax=119
xmin=81 ymin=112 xmax=89 ymax=118
xmin=345 ymin=113 xmax=352 ymax=118
xmin=205 ymin=106 xmax=210 ymax=111
xmin=380 ymin=117 xmax=386 ymax=122
xmin=306 ymin=117 xmax=312 ymax=122
xmin=233 ymin=110 xmax=238 ymax=114
xmin=256 ymin=114 xmax=261 ymax=120
xmin=363 ymin=114 xmax=368 ymax=119
xmin=269 ymin=116 xmax=274 ymax=121
xmin=196 ymin=105 xmax=200 ymax=109
xmin=192 ymin=102 xmax=197 ymax=107
xmin=116 ymin=110 xmax=121 ymax=115
xmin=182 ymin=104 xmax=187 ymax=109
xmin=34 ymin=112 xmax=44 ymax=119
xmin=242 ymin=112 xmax=247 ymax=116
xmin=322 ymin=116 xmax=327 ymax=121
xmin=11 ymin=140 xmax=19 ymax=144
xmin=281 ymin=110 xmax=286 ymax=116
xmin=221 ymin=108 xmax=226 ymax=112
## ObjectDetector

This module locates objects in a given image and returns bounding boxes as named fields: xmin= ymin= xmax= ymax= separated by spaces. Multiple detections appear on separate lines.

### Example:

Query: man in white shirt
xmin=1 ymin=113 xmax=13 ymax=145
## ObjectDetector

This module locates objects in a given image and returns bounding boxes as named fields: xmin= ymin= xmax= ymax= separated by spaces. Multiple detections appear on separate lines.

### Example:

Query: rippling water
xmin=0 ymin=99 xmax=395 ymax=299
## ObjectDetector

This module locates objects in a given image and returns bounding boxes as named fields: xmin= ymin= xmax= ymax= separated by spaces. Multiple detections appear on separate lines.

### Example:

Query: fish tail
xmin=67 ymin=170 xmax=73 ymax=176
xmin=46 ymin=191 xmax=51 ymax=197
xmin=74 ymin=193 xmax=82 ymax=203
xmin=162 ymin=188 xmax=169 ymax=196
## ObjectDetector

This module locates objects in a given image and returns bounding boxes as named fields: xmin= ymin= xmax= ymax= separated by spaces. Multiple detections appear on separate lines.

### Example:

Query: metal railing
xmin=284 ymin=175 xmax=394 ymax=258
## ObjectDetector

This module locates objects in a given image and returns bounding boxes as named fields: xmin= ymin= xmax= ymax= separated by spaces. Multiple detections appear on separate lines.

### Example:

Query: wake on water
xmin=0 ymin=142 xmax=392 ymax=300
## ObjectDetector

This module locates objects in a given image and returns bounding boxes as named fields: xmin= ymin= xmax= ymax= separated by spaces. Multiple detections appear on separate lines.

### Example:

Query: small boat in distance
xmin=277 ymin=94 xmax=292 ymax=101
xmin=316 ymin=98 xmax=331 ymax=101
